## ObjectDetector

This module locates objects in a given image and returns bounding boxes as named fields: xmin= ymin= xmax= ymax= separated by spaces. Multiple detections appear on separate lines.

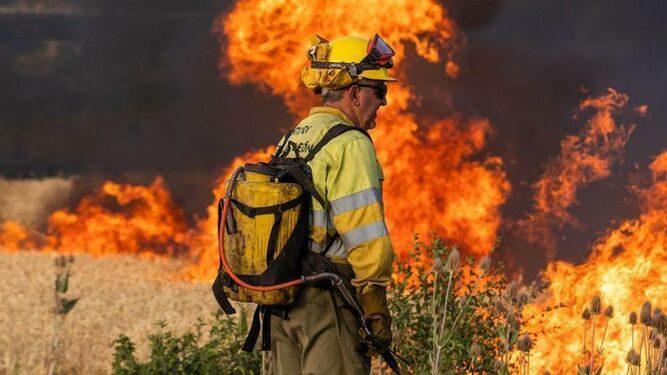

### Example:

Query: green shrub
xmin=390 ymin=238 xmax=517 ymax=374
xmin=111 ymin=309 xmax=260 ymax=375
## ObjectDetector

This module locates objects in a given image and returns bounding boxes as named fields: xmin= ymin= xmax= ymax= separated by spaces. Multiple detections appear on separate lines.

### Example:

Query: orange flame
xmin=0 ymin=0 xmax=509 ymax=277
xmin=516 ymin=88 xmax=636 ymax=258
xmin=526 ymin=148 xmax=667 ymax=373
xmin=219 ymin=0 xmax=461 ymax=115
xmin=0 ymin=221 xmax=35 ymax=252
xmin=0 ymin=2 xmax=663 ymax=372
xmin=214 ymin=0 xmax=510 ymax=259
xmin=44 ymin=177 xmax=189 ymax=258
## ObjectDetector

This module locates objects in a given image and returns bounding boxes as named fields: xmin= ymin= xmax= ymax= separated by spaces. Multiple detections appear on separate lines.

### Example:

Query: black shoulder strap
xmin=304 ymin=124 xmax=371 ymax=162
xmin=271 ymin=124 xmax=371 ymax=208
xmin=273 ymin=128 xmax=295 ymax=158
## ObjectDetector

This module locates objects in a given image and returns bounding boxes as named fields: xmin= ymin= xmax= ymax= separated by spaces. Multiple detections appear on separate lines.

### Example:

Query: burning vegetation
xmin=0 ymin=0 xmax=664 ymax=373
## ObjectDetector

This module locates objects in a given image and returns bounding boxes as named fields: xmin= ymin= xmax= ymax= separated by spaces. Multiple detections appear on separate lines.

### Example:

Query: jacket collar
xmin=309 ymin=106 xmax=356 ymax=127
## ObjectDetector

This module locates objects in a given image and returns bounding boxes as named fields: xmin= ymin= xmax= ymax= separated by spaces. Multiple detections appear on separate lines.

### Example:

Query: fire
xmin=215 ymin=0 xmax=510 ymax=257
xmin=0 ymin=0 xmax=510 ymax=274
xmin=0 ymin=2 xmax=662 ymax=372
xmin=219 ymin=0 xmax=461 ymax=115
xmin=0 ymin=221 xmax=35 ymax=252
xmin=44 ymin=177 xmax=189 ymax=258
xmin=527 ymin=148 xmax=666 ymax=373
xmin=516 ymin=88 xmax=637 ymax=258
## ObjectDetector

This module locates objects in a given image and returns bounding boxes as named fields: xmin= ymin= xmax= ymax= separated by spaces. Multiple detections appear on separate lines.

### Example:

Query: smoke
xmin=445 ymin=0 xmax=504 ymax=31
xmin=0 ymin=176 xmax=75 ymax=229
xmin=0 ymin=1 xmax=85 ymax=16
xmin=1 ymin=0 xmax=665 ymax=277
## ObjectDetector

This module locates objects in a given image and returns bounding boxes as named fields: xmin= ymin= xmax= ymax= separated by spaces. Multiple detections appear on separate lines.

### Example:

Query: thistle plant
xmin=599 ymin=305 xmax=614 ymax=352
xmin=583 ymin=308 xmax=592 ymax=354
xmin=517 ymin=333 xmax=534 ymax=375
xmin=626 ymin=348 xmax=640 ymax=375
xmin=629 ymin=312 xmax=638 ymax=349
xmin=640 ymin=302 xmax=652 ymax=370
xmin=47 ymin=255 xmax=79 ymax=375
xmin=623 ymin=300 xmax=667 ymax=375
xmin=577 ymin=295 xmax=612 ymax=375
xmin=389 ymin=238 xmax=512 ymax=374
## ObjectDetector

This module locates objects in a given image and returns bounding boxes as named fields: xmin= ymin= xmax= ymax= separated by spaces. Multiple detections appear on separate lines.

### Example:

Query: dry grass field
xmin=0 ymin=251 xmax=220 ymax=374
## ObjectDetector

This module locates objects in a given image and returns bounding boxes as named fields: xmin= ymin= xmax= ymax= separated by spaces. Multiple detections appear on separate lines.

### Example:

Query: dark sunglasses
xmin=355 ymin=83 xmax=387 ymax=100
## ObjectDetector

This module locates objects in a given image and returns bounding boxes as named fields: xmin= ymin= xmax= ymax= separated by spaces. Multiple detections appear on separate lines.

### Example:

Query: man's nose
xmin=380 ymin=96 xmax=387 ymax=107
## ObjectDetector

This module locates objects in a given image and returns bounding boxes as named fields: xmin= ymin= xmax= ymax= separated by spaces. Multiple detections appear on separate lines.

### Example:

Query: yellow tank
xmin=223 ymin=171 xmax=303 ymax=305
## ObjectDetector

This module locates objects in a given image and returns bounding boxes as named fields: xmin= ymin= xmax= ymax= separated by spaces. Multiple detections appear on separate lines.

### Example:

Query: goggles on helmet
xmin=310 ymin=34 xmax=395 ymax=77
xmin=360 ymin=34 xmax=395 ymax=68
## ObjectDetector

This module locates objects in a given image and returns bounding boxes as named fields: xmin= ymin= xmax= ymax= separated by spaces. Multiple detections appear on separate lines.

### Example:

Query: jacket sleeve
xmin=326 ymin=137 xmax=395 ymax=294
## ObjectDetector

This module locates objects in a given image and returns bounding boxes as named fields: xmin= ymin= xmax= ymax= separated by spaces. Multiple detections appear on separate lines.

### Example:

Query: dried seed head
xmin=433 ymin=256 xmax=443 ymax=273
xmin=479 ymin=256 xmax=492 ymax=275
xmin=580 ymin=364 xmax=592 ymax=374
xmin=469 ymin=342 xmax=482 ymax=357
xmin=518 ymin=292 xmax=530 ymax=306
xmin=604 ymin=305 xmax=614 ymax=318
xmin=517 ymin=333 xmax=534 ymax=352
xmin=582 ymin=308 xmax=591 ymax=321
xmin=641 ymin=301 xmax=653 ymax=325
xmin=445 ymin=249 xmax=460 ymax=272
xmin=67 ymin=254 xmax=75 ymax=264
xmin=653 ymin=308 xmax=666 ymax=329
xmin=504 ymin=281 xmax=518 ymax=301
xmin=629 ymin=312 xmax=638 ymax=325
xmin=55 ymin=255 xmax=66 ymax=268
xmin=493 ymin=299 xmax=507 ymax=314
xmin=505 ymin=310 xmax=515 ymax=322
xmin=654 ymin=337 xmax=661 ymax=349
xmin=625 ymin=349 xmax=632 ymax=364
xmin=626 ymin=349 xmax=641 ymax=366
xmin=591 ymin=295 xmax=601 ymax=315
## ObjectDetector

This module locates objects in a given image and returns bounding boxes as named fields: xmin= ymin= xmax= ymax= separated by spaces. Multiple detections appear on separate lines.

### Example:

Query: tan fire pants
xmin=270 ymin=286 xmax=371 ymax=375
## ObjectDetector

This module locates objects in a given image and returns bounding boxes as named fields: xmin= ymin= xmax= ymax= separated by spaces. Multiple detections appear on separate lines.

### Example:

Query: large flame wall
xmin=216 ymin=0 xmax=510 ymax=259
xmin=0 ymin=1 xmax=663 ymax=373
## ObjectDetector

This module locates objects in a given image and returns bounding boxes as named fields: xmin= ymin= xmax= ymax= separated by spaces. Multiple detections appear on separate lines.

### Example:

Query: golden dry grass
xmin=0 ymin=251 xmax=219 ymax=374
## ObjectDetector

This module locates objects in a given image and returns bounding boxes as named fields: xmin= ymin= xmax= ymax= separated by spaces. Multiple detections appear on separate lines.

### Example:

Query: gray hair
xmin=321 ymin=87 xmax=346 ymax=103
xmin=320 ymin=78 xmax=377 ymax=103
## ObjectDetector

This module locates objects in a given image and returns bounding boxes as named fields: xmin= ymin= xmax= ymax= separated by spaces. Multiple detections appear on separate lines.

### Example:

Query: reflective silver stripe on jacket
xmin=329 ymin=187 xmax=381 ymax=216
xmin=309 ymin=239 xmax=325 ymax=254
xmin=340 ymin=220 xmax=388 ymax=250
xmin=324 ymin=237 xmax=346 ymax=258
xmin=310 ymin=209 xmax=333 ymax=229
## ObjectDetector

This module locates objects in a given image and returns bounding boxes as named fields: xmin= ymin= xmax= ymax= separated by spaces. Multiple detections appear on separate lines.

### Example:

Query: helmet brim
xmin=360 ymin=68 xmax=397 ymax=82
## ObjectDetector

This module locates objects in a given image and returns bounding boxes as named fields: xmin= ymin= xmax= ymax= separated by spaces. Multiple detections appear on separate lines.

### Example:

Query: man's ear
xmin=348 ymin=85 xmax=360 ymax=106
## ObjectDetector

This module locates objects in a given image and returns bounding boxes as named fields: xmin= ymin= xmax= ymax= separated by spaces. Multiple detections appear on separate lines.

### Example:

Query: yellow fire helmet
xmin=301 ymin=34 xmax=397 ymax=92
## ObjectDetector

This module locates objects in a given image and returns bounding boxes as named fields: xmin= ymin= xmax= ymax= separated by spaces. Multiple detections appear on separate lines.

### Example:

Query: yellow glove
xmin=357 ymin=286 xmax=392 ymax=353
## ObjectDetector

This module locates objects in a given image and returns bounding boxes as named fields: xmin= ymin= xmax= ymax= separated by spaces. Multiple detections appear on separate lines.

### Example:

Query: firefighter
xmin=270 ymin=34 xmax=397 ymax=374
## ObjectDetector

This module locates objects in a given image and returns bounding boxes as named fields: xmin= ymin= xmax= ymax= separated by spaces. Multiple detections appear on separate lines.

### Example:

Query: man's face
xmin=355 ymin=81 xmax=388 ymax=130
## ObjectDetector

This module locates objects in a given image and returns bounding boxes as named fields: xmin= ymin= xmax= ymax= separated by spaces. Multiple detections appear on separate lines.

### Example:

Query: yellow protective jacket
xmin=276 ymin=106 xmax=395 ymax=294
